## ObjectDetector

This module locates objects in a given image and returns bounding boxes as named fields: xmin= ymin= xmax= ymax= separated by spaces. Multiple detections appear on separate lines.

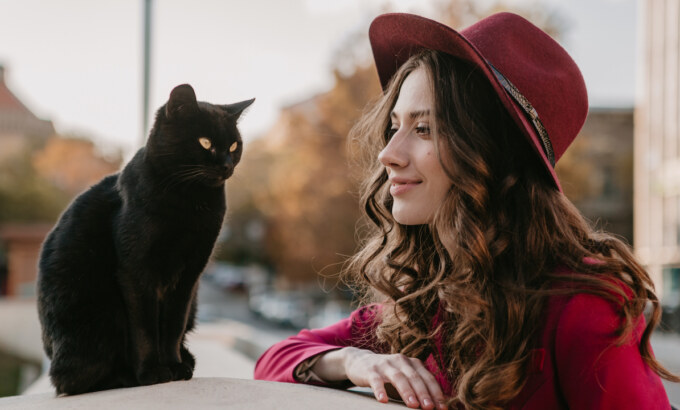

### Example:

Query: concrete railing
xmin=0 ymin=378 xmax=404 ymax=409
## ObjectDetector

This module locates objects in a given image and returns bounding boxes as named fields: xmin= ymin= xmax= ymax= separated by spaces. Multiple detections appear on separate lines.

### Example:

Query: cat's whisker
xmin=159 ymin=166 xmax=215 ymax=193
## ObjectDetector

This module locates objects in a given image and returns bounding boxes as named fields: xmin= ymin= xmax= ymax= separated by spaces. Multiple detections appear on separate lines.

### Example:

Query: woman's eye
xmin=386 ymin=128 xmax=398 ymax=138
xmin=229 ymin=141 xmax=238 ymax=153
xmin=199 ymin=137 xmax=212 ymax=150
xmin=415 ymin=124 xmax=431 ymax=136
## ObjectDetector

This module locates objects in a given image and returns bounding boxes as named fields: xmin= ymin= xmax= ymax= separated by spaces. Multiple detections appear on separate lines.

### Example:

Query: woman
xmin=254 ymin=12 xmax=678 ymax=409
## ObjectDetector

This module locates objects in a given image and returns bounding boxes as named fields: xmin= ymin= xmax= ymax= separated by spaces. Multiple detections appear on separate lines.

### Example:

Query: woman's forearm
xmin=310 ymin=347 xmax=364 ymax=382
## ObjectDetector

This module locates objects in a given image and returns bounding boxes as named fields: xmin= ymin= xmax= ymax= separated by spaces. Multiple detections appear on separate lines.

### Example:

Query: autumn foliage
xmin=33 ymin=137 xmax=122 ymax=197
xmin=0 ymin=136 xmax=121 ymax=223
xmin=224 ymin=66 xmax=381 ymax=284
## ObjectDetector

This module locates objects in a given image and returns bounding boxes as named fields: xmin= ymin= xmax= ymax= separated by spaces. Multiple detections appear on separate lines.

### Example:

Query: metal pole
xmin=142 ymin=0 xmax=153 ymax=145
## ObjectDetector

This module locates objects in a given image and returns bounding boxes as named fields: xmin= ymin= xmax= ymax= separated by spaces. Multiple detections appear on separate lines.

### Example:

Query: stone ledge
xmin=0 ymin=377 xmax=404 ymax=409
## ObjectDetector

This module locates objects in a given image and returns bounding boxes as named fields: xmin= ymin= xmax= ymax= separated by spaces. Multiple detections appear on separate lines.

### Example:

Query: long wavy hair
xmin=345 ymin=49 xmax=679 ymax=409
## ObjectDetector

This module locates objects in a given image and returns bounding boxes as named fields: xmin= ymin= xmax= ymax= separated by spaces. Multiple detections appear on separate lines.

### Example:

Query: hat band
xmin=489 ymin=64 xmax=555 ymax=167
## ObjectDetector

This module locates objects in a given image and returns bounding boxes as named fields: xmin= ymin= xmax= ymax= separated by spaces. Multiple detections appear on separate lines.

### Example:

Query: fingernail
xmin=409 ymin=395 xmax=417 ymax=404
xmin=378 ymin=392 xmax=385 ymax=401
xmin=423 ymin=398 xmax=433 ymax=408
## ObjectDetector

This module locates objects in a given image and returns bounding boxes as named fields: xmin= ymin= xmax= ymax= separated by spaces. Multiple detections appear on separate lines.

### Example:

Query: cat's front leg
xmin=173 ymin=298 xmax=197 ymax=380
xmin=167 ymin=340 xmax=195 ymax=381
xmin=159 ymin=281 xmax=199 ymax=381
xmin=121 ymin=283 xmax=173 ymax=386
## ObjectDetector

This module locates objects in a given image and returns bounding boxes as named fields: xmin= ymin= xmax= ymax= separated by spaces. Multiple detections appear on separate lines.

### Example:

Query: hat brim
xmin=369 ymin=13 xmax=562 ymax=191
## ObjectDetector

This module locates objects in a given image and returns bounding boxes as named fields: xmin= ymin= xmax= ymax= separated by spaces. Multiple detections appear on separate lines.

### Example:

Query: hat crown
xmin=461 ymin=12 xmax=588 ymax=163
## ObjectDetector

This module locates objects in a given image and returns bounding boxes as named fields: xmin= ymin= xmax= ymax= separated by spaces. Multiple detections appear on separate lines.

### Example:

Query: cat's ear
xmin=222 ymin=98 xmax=255 ymax=121
xmin=166 ymin=84 xmax=199 ymax=120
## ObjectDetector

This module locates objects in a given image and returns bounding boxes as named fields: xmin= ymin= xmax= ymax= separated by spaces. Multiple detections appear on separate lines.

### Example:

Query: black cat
xmin=37 ymin=84 xmax=254 ymax=395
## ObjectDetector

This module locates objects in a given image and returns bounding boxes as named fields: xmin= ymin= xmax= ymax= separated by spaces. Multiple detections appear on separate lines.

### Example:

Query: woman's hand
xmin=312 ymin=347 xmax=447 ymax=409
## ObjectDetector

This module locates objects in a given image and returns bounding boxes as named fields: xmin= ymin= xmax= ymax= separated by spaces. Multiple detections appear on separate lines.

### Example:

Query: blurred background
xmin=0 ymin=0 xmax=679 ymax=402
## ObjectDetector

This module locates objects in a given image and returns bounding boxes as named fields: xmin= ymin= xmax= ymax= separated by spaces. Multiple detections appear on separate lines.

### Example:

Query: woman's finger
xmin=367 ymin=373 xmax=390 ymax=403
xmin=394 ymin=360 xmax=439 ymax=410
xmin=410 ymin=358 xmax=446 ymax=405
xmin=345 ymin=351 xmax=446 ymax=408
xmin=383 ymin=365 xmax=421 ymax=408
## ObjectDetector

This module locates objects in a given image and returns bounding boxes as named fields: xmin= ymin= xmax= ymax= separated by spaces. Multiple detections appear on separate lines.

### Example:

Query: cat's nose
xmin=221 ymin=165 xmax=234 ymax=179
xmin=221 ymin=157 xmax=234 ymax=178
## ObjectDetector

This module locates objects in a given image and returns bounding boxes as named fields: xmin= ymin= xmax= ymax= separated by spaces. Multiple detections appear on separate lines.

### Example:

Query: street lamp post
xmin=142 ymin=0 xmax=153 ymax=146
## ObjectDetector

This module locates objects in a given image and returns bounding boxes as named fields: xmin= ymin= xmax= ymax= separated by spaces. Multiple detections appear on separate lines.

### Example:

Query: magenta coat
xmin=254 ymin=279 xmax=671 ymax=409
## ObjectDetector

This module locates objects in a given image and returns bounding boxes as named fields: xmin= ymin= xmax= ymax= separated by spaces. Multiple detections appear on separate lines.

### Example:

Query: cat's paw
xmin=136 ymin=365 xmax=173 ymax=386
xmin=179 ymin=346 xmax=196 ymax=370
xmin=169 ymin=362 xmax=193 ymax=381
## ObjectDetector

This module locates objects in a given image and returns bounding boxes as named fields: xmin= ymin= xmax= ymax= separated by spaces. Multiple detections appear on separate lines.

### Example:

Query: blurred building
xmin=557 ymin=107 xmax=634 ymax=244
xmin=0 ymin=65 xmax=120 ymax=298
xmin=0 ymin=65 xmax=55 ymax=298
xmin=0 ymin=224 xmax=51 ymax=297
xmin=0 ymin=65 xmax=54 ymax=160
xmin=635 ymin=0 xmax=680 ymax=312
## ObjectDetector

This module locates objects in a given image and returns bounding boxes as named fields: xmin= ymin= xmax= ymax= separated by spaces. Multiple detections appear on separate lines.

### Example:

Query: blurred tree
xmin=33 ymin=135 xmax=122 ymax=197
xmin=0 ymin=148 xmax=70 ymax=222
xmin=257 ymin=66 xmax=381 ymax=285
xmin=0 ymin=135 xmax=122 ymax=223
xmin=468 ymin=0 xmax=568 ymax=38
xmin=216 ymin=138 xmax=276 ymax=266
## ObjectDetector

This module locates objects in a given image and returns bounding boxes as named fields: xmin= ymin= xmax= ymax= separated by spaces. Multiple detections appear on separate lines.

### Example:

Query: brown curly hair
xmin=344 ymin=49 xmax=679 ymax=409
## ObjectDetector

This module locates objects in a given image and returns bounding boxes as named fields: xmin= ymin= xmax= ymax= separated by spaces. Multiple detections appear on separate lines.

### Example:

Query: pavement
xmin=652 ymin=331 xmax=680 ymax=405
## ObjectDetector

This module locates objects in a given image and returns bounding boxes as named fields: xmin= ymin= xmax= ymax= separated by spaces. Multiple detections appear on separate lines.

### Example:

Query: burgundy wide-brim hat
xmin=369 ymin=12 xmax=589 ymax=191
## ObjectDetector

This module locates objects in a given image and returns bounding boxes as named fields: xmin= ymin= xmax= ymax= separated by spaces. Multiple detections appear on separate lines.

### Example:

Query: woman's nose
xmin=378 ymin=134 xmax=408 ymax=168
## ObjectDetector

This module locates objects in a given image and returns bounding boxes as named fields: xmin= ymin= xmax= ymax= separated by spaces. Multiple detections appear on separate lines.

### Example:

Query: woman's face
xmin=379 ymin=67 xmax=453 ymax=225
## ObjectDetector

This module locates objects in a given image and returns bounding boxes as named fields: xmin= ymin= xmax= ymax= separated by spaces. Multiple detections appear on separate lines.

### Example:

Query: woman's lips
xmin=390 ymin=179 xmax=422 ymax=196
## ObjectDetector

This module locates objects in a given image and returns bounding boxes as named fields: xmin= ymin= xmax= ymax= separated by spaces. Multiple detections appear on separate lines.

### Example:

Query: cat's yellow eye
xmin=199 ymin=137 xmax=211 ymax=150
xmin=229 ymin=142 xmax=238 ymax=153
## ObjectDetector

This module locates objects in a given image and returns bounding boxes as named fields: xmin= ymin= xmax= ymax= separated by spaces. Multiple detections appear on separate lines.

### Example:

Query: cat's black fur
xmin=37 ymin=84 xmax=254 ymax=395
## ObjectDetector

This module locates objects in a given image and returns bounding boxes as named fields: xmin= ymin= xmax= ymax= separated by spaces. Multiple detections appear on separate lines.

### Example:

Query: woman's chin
xmin=392 ymin=209 xmax=430 ymax=226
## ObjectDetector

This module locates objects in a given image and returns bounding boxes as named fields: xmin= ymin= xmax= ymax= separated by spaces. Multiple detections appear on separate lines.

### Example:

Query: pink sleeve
xmin=253 ymin=304 xmax=382 ymax=383
xmin=555 ymin=293 xmax=671 ymax=409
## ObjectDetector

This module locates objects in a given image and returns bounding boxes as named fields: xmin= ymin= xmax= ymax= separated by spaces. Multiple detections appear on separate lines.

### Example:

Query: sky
xmin=0 ymin=0 xmax=637 ymax=158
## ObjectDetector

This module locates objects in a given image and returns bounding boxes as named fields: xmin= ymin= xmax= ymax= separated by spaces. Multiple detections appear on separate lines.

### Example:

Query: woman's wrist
xmin=311 ymin=347 xmax=361 ymax=382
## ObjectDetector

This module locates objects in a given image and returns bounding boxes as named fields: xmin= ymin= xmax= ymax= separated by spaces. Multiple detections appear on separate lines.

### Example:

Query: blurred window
xmin=601 ymin=165 xmax=617 ymax=199
xmin=664 ymin=196 xmax=678 ymax=246
xmin=677 ymin=195 xmax=680 ymax=245
xmin=662 ymin=267 xmax=680 ymax=308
